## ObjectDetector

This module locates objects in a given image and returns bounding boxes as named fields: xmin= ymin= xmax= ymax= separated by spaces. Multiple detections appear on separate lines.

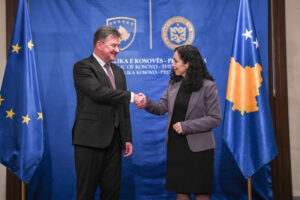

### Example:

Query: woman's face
xmin=172 ymin=51 xmax=189 ymax=77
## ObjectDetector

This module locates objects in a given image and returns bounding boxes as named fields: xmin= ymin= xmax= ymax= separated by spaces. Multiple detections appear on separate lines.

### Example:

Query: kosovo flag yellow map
xmin=226 ymin=57 xmax=262 ymax=115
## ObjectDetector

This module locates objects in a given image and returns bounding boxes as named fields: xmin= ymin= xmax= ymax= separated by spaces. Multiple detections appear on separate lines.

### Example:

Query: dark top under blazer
xmin=145 ymin=79 xmax=222 ymax=152
xmin=72 ymin=55 xmax=132 ymax=149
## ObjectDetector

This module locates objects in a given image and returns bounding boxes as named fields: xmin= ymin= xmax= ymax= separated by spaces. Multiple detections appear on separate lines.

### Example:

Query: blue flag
xmin=0 ymin=0 xmax=43 ymax=183
xmin=223 ymin=0 xmax=278 ymax=179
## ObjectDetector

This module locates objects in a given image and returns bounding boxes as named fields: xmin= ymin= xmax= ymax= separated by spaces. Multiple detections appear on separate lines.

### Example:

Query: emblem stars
xmin=107 ymin=17 xmax=137 ymax=51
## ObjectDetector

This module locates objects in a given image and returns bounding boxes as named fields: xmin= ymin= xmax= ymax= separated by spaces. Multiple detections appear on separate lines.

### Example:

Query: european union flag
xmin=223 ymin=0 xmax=278 ymax=179
xmin=0 ymin=0 xmax=43 ymax=183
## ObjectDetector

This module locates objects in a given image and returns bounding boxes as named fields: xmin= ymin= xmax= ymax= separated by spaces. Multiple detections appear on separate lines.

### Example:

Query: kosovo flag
xmin=223 ymin=0 xmax=278 ymax=179
xmin=0 ymin=0 xmax=43 ymax=183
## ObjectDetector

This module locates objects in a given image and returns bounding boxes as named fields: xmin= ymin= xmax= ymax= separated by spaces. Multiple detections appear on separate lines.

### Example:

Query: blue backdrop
xmin=27 ymin=0 xmax=274 ymax=199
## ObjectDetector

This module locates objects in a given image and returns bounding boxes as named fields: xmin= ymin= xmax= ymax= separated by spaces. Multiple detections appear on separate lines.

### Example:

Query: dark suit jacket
xmin=72 ymin=55 xmax=132 ymax=149
xmin=145 ymin=79 xmax=222 ymax=152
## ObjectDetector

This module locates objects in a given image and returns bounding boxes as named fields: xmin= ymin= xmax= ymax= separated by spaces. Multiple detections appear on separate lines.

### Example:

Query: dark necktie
xmin=104 ymin=63 xmax=116 ymax=89
xmin=104 ymin=63 xmax=119 ymax=127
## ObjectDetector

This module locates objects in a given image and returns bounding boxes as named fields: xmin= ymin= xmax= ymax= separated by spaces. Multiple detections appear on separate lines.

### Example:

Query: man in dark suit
xmin=72 ymin=25 xmax=141 ymax=200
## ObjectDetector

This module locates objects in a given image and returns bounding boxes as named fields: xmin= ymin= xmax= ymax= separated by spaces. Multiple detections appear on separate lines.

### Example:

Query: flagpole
xmin=248 ymin=177 xmax=252 ymax=200
xmin=22 ymin=181 xmax=26 ymax=200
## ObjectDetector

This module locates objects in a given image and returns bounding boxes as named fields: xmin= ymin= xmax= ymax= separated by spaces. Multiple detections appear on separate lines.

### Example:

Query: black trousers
xmin=74 ymin=128 xmax=122 ymax=200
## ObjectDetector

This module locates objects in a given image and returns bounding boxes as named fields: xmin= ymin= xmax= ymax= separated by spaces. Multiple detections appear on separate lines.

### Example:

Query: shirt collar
xmin=93 ymin=53 xmax=107 ymax=67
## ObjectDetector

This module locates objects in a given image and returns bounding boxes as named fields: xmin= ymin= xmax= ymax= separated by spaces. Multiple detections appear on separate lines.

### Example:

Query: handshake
xmin=134 ymin=93 xmax=146 ymax=109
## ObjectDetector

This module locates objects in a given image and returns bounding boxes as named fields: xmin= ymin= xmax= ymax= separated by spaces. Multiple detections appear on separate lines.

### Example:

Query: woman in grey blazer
xmin=138 ymin=45 xmax=222 ymax=200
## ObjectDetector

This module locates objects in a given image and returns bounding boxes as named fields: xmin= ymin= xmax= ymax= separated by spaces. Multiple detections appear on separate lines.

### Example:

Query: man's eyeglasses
xmin=100 ymin=41 xmax=120 ymax=49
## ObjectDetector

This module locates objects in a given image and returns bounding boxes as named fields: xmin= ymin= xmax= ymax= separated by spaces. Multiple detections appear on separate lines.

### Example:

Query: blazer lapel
xmin=185 ymin=90 xmax=200 ymax=118
xmin=111 ymin=64 xmax=122 ymax=89
xmin=168 ymin=80 xmax=182 ymax=117
xmin=88 ymin=55 xmax=113 ymax=88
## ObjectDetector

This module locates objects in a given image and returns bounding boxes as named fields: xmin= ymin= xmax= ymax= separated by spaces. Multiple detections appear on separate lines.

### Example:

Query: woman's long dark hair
xmin=170 ymin=45 xmax=214 ymax=92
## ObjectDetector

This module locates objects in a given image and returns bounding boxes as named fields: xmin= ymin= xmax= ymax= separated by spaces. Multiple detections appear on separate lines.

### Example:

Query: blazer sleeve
xmin=144 ymin=84 xmax=169 ymax=116
xmin=181 ymin=82 xmax=222 ymax=134
xmin=73 ymin=60 xmax=131 ymax=105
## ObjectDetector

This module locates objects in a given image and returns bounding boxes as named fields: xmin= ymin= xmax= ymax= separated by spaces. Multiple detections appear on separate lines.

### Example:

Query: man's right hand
xmin=138 ymin=93 xmax=146 ymax=109
xmin=134 ymin=93 xmax=146 ymax=109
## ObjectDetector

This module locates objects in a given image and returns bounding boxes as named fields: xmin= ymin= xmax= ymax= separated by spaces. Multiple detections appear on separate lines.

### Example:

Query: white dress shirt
xmin=93 ymin=53 xmax=134 ymax=102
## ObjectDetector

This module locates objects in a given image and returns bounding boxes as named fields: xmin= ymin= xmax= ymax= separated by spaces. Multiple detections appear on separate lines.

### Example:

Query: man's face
xmin=96 ymin=35 xmax=120 ymax=63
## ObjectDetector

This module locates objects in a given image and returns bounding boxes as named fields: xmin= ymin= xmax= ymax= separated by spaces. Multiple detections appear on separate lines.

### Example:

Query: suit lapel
xmin=111 ymin=64 xmax=122 ymax=89
xmin=88 ymin=55 xmax=114 ymax=88
xmin=186 ymin=89 xmax=200 ymax=117
xmin=168 ymin=80 xmax=182 ymax=117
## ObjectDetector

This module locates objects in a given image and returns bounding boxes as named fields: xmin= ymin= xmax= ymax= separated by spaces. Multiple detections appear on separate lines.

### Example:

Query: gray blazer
xmin=145 ymin=79 xmax=222 ymax=152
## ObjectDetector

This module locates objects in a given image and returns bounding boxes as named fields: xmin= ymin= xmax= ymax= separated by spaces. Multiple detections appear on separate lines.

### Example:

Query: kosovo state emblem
xmin=161 ymin=16 xmax=195 ymax=50
xmin=107 ymin=17 xmax=136 ymax=51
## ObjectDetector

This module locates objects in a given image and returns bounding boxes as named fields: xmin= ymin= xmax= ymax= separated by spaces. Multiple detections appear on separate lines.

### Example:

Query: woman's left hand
xmin=173 ymin=122 xmax=182 ymax=134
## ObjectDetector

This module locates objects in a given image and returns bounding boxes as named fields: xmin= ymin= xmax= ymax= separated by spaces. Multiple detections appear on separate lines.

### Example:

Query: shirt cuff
xmin=130 ymin=92 xmax=135 ymax=103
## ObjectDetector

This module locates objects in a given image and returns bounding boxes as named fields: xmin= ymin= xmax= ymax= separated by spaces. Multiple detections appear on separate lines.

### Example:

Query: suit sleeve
xmin=144 ymin=84 xmax=169 ymax=116
xmin=181 ymin=82 xmax=222 ymax=134
xmin=73 ymin=61 xmax=131 ymax=105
